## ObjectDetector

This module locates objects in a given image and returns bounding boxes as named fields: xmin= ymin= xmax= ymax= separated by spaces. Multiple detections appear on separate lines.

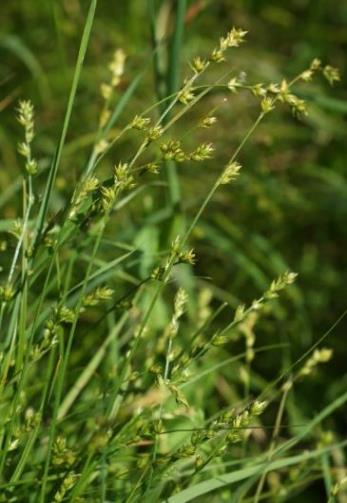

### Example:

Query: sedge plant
xmin=0 ymin=4 xmax=344 ymax=502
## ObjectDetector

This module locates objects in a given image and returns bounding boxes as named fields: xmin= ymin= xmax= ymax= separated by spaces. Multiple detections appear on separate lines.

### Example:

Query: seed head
xmin=101 ymin=186 xmax=117 ymax=212
xmin=109 ymin=48 xmax=126 ymax=87
xmin=95 ymin=139 xmax=109 ymax=155
xmin=146 ymin=125 xmax=164 ymax=142
xmin=267 ymin=271 xmax=298 ymax=298
xmin=210 ymin=48 xmax=225 ymax=63
xmin=100 ymin=83 xmax=112 ymax=100
xmin=16 ymin=99 xmax=38 ymax=175
xmin=250 ymin=400 xmax=267 ymax=416
xmin=219 ymin=161 xmax=242 ymax=185
xmin=17 ymin=100 xmax=34 ymax=135
xmin=190 ymin=56 xmax=208 ymax=74
xmin=83 ymin=286 xmax=114 ymax=307
xmin=190 ymin=143 xmax=214 ymax=161
xmin=131 ymin=115 xmax=151 ymax=130
xmin=300 ymin=348 xmax=333 ymax=377
xmin=300 ymin=69 xmax=313 ymax=82
xmin=161 ymin=139 xmax=187 ymax=162
xmin=114 ymin=162 xmax=135 ymax=191
xmin=323 ymin=65 xmax=340 ymax=86
xmin=145 ymin=162 xmax=160 ymax=174
xmin=224 ymin=27 xmax=247 ymax=48
xmin=0 ymin=284 xmax=15 ymax=302
xmin=178 ymin=84 xmax=195 ymax=105
xmin=310 ymin=58 xmax=322 ymax=71
xmin=261 ymin=96 xmax=275 ymax=114
xmin=228 ymin=77 xmax=242 ymax=93
xmin=199 ymin=116 xmax=217 ymax=128
xmin=252 ymin=83 xmax=267 ymax=98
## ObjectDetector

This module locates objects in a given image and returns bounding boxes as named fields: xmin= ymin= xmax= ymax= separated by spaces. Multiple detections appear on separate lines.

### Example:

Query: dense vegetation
xmin=0 ymin=1 xmax=346 ymax=501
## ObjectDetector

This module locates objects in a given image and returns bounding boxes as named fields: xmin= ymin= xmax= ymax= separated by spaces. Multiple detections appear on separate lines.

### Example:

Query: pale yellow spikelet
xmin=219 ymin=161 xmax=242 ymax=185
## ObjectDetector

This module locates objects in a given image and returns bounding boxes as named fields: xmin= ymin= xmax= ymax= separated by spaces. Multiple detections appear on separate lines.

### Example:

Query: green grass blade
xmin=33 ymin=0 xmax=98 ymax=249
xmin=167 ymin=0 xmax=187 ymax=99
xmin=166 ymin=0 xmax=187 ymax=207
xmin=167 ymin=441 xmax=347 ymax=502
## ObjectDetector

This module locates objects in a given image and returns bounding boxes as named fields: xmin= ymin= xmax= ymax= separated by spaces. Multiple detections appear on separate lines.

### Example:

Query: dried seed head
xmin=95 ymin=139 xmax=109 ymax=155
xmin=83 ymin=286 xmax=114 ymax=307
xmin=252 ymin=83 xmax=267 ymax=98
xmin=300 ymin=69 xmax=313 ymax=82
xmin=190 ymin=143 xmax=214 ymax=161
xmin=99 ymin=48 xmax=126 ymax=112
xmin=174 ymin=288 xmax=188 ymax=320
xmin=224 ymin=27 xmax=248 ymax=48
xmin=280 ymin=92 xmax=308 ymax=116
xmin=0 ymin=284 xmax=15 ymax=302
xmin=54 ymin=472 xmax=78 ymax=502
xmin=160 ymin=139 xmax=187 ymax=162
xmin=210 ymin=48 xmax=225 ymax=63
xmin=310 ymin=58 xmax=322 ymax=71
xmin=16 ymin=99 xmax=39 ymax=175
xmin=146 ymin=125 xmax=164 ymax=142
xmin=178 ymin=249 xmax=196 ymax=265
xmin=261 ymin=96 xmax=275 ymax=114
xmin=71 ymin=175 xmax=99 ymax=212
xmin=267 ymin=271 xmax=298 ymax=298
xmin=219 ymin=161 xmax=242 ymax=185
xmin=234 ymin=304 xmax=246 ymax=323
xmin=109 ymin=48 xmax=126 ymax=86
xmin=145 ymin=162 xmax=160 ymax=174
xmin=114 ymin=162 xmax=135 ymax=191
xmin=210 ymin=27 xmax=247 ymax=63
xmin=27 ymin=159 xmax=38 ymax=175
xmin=52 ymin=436 xmax=76 ymax=467
xmin=55 ymin=306 xmax=75 ymax=324
xmin=190 ymin=56 xmax=208 ymax=74
xmin=199 ymin=116 xmax=217 ymax=128
xmin=250 ymin=400 xmax=267 ymax=416
xmin=17 ymin=100 xmax=34 ymax=133
xmin=228 ymin=77 xmax=242 ymax=93
xmin=178 ymin=84 xmax=195 ymax=105
xmin=300 ymin=347 xmax=333 ymax=377
xmin=323 ymin=65 xmax=340 ymax=86
xmin=100 ymin=83 xmax=112 ymax=100
xmin=100 ymin=186 xmax=117 ymax=212
xmin=131 ymin=115 xmax=151 ymax=130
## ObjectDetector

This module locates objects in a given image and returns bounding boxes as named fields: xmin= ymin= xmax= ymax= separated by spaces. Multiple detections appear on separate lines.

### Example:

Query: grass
xmin=0 ymin=1 xmax=346 ymax=501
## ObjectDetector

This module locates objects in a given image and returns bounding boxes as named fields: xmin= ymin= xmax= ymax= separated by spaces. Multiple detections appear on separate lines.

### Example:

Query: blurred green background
xmin=0 ymin=1 xmax=346 ymax=499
